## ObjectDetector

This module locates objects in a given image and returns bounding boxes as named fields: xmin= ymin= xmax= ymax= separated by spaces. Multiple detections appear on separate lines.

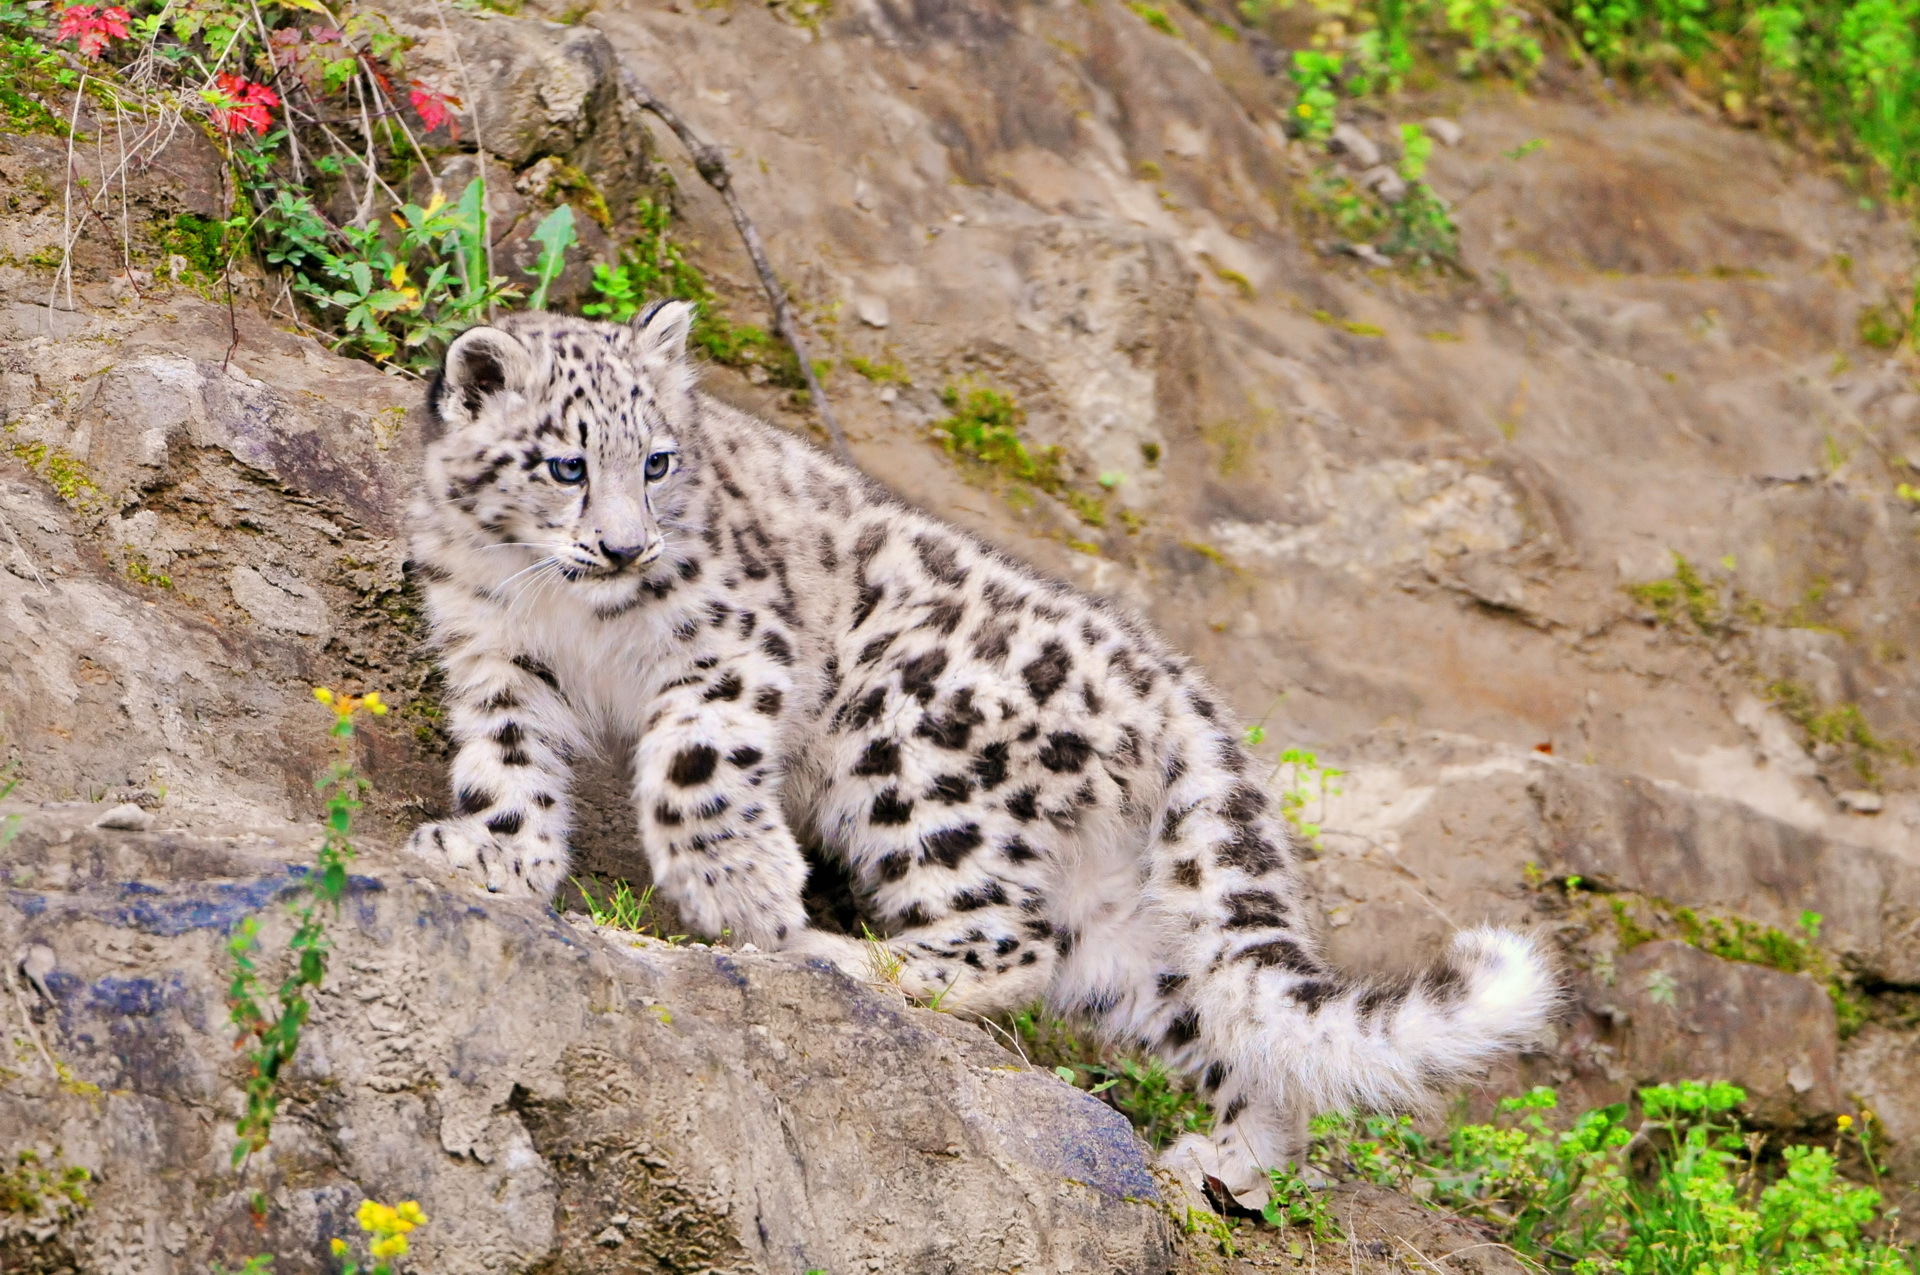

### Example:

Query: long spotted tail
xmin=1162 ymin=927 xmax=1559 ymax=1205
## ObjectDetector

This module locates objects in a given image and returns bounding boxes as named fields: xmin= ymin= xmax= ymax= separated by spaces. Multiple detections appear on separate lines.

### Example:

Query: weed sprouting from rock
xmin=929 ymin=381 xmax=1114 ymax=531
xmin=225 ymin=687 xmax=385 ymax=1202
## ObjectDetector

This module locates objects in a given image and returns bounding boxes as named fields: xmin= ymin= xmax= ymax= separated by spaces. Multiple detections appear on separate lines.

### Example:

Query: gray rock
xmin=228 ymin=563 xmax=332 ymax=639
xmin=1330 ymin=123 xmax=1381 ymax=168
xmin=1422 ymin=116 xmax=1465 ymax=146
xmin=90 ymin=801 xmax=153 ymax=831
xmin=1614 ymin=941 xmax=1842 ymax=1126
xmin=1838 ymin=789 xmax=1884 ymax=814
xmin=1359 ymin=164 xmax=1408 ymax=204
xmin=0 ymin=810 xmax=1176 ymax=1273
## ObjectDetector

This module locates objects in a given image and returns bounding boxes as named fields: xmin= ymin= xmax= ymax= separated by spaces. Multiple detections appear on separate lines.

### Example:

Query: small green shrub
xmin=1296 ymin=1082 xmax=1916 ymax=1274
xmin=263 ymin=180 xmax=518 ymax=370
xmin=227 ymin=688 xmax=386 ymax=1188
xmin=585 ymin=196 xmax=800 ymax=386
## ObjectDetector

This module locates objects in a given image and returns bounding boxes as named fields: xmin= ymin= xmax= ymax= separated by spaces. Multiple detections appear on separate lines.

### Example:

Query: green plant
xmin=572 ymin=875 xmax=684 ymax=940
xmin=846 ymin=355 xmax=909 ymax=383
xmin=266 ymin=181 xmax=519 ymax=370
xmin=1263 ymin=1165 xmax=1343 ymax=1240
xmin=1441 ymin=0 xmax=1541 ymax=74
xmin=1300 ymin=1081 xmax=1917 ymax=1274
xmin=1272 ymin=747 xmax=1343 ymax=846
xmin=584 ymin=196 xmax=798 ymax=384
xmin=524 ymin=203 xmax=578 ymax=310
xmin=1764 ymin=679 xmax=1913 ymax=785
xmin=0 ymin=1148 xmax=91 ymax=1223
xmin=1010 ymin=1010 xmax=1214 ymax=1149
xmin=226 ymin=688 xmax=386 ymax=1185
xmin=9 ymin=440 xmax=97 ymax=505
xmin=1289 ymin=49 xmax=1344 ymax=141
xmin=0 ymin=764 xmax=19 ymax=850
xmin=332 ymin=1199 xmax=429 ymax=1275
xmin=1602 ymin=895 xmax=1869 ymax=1038
xmin=930 ymin=382 xmax=1110 ymax=526
xmin=1625 ymin=553 xmax=1727 ymax=632
xmin=1126 ymin=0 xmax=1180 ymax=35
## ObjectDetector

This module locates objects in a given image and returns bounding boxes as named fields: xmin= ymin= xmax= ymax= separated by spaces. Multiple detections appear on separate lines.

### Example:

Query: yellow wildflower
xmin=313 ymin=687 xmax=335 ymax=704
xmin=1838 ymin=1114 xmax=1854 ymax=1130
xmin=331 ymin=1237 xmax=350 ymax=1257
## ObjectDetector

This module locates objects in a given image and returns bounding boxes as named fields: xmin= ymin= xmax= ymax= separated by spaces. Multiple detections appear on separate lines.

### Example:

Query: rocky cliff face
xmin=3 ymin=0 xmax=1919 ymax=1263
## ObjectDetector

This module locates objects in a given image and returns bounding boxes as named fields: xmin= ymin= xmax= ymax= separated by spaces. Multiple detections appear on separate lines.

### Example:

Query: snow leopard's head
xmin=421 ymin=303 xmax=701 ymax=603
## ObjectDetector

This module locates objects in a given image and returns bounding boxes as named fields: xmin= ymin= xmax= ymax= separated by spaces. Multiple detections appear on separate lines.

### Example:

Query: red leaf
xmin=56 ymin=3 xmax=130 ymax=58
xmin=210 ymin=73 xmax=280 ymax=136
xmin=408 ymin=81 xmax=459 ymax=135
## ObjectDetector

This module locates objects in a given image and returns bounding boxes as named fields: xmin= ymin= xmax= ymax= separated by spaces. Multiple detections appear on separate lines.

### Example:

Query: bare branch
xmin=619 ymin=70 xmax=853 ymax=468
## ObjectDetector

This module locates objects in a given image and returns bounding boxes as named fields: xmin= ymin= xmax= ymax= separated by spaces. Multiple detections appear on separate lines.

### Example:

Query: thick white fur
xmin=405 ymin=308 xmax=1559 ymax=1202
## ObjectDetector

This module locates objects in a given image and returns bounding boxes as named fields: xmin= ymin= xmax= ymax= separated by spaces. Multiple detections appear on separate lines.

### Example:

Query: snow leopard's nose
xmin=599 ymin=539 xmax=650 ymax=569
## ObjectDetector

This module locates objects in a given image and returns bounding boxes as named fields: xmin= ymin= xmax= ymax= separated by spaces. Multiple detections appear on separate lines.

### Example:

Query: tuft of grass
xmin=931 ymin=382 xmax=1108 ymax=528
xmin=1625 ymin=553 xmax=1725 ymax=632
xmin=573 ymin=875 xmax=685 ymax=942
xmin=125 ymin=556 xmax=173 ymax=589
xmin=1766 ymin=679 xmax=1913 ymax=786
xmin=846 ymin=354 xmax=910 ymax=384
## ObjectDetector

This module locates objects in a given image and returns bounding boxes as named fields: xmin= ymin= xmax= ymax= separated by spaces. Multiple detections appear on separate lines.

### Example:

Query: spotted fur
xmin=406 ymin=307 xmax=1557 ymax=1200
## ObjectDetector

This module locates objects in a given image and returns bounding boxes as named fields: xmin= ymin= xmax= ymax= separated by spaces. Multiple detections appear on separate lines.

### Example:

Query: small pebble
xmin=1837 ymin=790 xmax=1883 ymax=815
xmin=94 ymin=803 xmax=154 ymax=832
xmin=1423 ymin=116 xmax=1466 ymax=146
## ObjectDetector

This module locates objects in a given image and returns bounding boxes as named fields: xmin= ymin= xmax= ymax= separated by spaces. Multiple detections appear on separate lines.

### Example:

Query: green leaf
xmin=525 ymin=204 xmax=578 ymax=311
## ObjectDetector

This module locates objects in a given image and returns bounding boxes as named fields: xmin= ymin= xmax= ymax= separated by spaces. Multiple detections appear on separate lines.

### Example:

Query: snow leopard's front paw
xmin=1161 ymin=1131 xmax=1275 ymax=1211
xmin=406 ymin=820 xmax=538 ymax=896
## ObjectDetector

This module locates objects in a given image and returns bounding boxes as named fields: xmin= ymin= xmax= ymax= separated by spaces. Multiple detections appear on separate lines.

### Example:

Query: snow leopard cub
xmin=406 ymin=303 xmax=1557 ymax=1199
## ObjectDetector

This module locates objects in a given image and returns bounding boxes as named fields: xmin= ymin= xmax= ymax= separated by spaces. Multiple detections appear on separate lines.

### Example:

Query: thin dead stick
xmin=431 ymin=0 xmax=494 ymax=313
xmin=619 ymin=69 xmax=852 ymax=467
xmin=47 ymin=73 xmax=88 ymax=323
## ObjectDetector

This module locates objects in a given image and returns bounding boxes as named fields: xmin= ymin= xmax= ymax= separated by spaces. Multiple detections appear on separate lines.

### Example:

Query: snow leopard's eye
xmin=644 ymin=451 xmax=673 ymax=482
xmin=547 ymin=456 xmax=588 ymax=485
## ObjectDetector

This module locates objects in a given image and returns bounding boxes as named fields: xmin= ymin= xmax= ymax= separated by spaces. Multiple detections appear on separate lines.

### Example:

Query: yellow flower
xmin=396 ymin=1201 xmax=427 ymax=1226
xmin=370 ymin=1234 xmax=409 ymax=1261
xmin=1838 ymin=1114 xmax=1854 ymax=1130
xmin=1296 ymin=102 xmax=1313 ymax=118
xmin=362 ymin=691 xmax=388 ymax=716
xmin=331 ymin=1238 xmax=350 ymax=1257
xmin=313 ymin=687 xmax=335 ymax=704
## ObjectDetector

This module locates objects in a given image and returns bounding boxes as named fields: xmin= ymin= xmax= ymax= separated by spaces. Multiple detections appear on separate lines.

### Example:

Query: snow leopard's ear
xmin=629 ymin=299 xmax=695 ymax=365
xmin=428 ymin=325 xmax=531 ymax=435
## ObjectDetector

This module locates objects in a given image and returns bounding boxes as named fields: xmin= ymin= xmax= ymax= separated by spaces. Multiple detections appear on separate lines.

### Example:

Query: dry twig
xmin=619 ymin=69 xmax=853 ymax=467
